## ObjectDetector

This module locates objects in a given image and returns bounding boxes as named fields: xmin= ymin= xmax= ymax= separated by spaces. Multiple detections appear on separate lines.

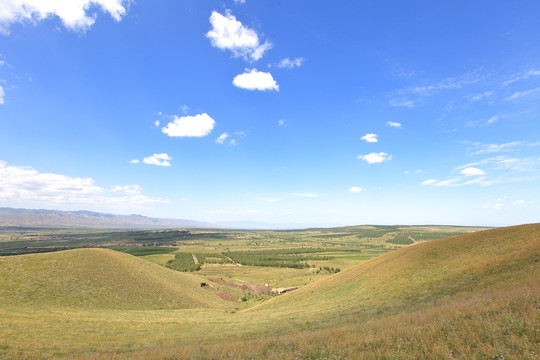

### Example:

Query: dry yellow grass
xmin=0 ymin=248 xmax=230 ymax=310
xmin=0 ymin=224 xmax=538 ymax=359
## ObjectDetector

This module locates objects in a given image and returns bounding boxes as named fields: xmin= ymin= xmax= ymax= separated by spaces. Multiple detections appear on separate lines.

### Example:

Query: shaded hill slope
xmin=0 ymin=248 xmax=228 ymax=310
xmin=250 ymin=223 xmax=540 ymax=319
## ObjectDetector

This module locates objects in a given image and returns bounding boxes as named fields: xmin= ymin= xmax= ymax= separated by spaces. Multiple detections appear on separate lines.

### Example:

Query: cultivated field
xmin=0 ymin=224 xmax=538 ymax=359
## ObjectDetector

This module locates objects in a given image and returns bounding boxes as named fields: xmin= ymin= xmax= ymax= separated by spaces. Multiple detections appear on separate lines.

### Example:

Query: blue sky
xmin=0 ymin=1 xmax=539 ymax=227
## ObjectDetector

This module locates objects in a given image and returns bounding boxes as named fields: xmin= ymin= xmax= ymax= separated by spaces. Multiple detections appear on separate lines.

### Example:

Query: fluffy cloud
xmin=357 ymin=152 xmax=392 ymax=164
xmin=206 ymin=10 xmax=271 ymax=61
xmin=161 ymin=113 xmax=215 ymax=137
xmin=0 ymin=85 xmax=4 ymax=104
xmin=461 ymin=167 xmax=485 ymax=176
xmin=216 ymin=132 xmax=229 ymax=144
xmin=361 ymin=133 xmax=378 ymax=143
xmin=278 ymin=119 xmax=286 ymax=126
xmin=277 ymin=57 xmax=304 ymax=68
xmin=0 ymin=0 xmax=129 ymax=33
xmin=233 ymin=69 xmax=279 ymax=91
xmin=349 ymin=186 xmax=364 ymax=193
xmin=0 ymin=160 xmax=167 ymax=208
xmin=142 ymin=153 xmax=172 ymax=167
xmin=386 ymin=121 xmax=402 ymax=128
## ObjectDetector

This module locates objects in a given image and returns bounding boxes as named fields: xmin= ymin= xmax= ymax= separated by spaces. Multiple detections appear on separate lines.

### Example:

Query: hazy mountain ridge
xmin=0 ymin=207 xmax=219 ymax=229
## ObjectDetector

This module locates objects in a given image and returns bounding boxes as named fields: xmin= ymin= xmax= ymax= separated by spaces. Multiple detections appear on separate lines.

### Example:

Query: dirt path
xmin=192 ymin=253 xmax=199 ymax=265
xmin=224 ymin=255 xmax=242 ymax=266
xmin=408 ymin=236 xmax=418 ymax=244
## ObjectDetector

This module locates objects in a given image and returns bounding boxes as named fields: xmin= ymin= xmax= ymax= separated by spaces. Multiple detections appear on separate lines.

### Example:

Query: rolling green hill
xmin=0 ymin=224 xmax=538 ymax=359
xmin=0 ymin=248 xmax=229 ymax=310
xmin=250 ymin=223 xmax=539 ymax=318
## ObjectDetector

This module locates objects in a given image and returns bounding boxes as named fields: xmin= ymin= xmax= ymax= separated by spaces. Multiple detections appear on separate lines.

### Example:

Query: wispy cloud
xmin=277 ymin=57 xmax=304 ymax=68
xmin=389 ymin=71 xmax=483 ymax=108
xmin=469 ymin=141 xmax=532 ymax=155
xmin=206 ymin=10 xmax=271 ymax=61
xmin=216 ymin=132 xmax=229 ymax=144
xmin=349 ymin=186 xmax=364 ymax=193
xmin=0 ymin=160 xmax=168 ymax=208
xmin=216 ymin=131 xmax=245 ymax=145
xmin=505 ymin=87 xmax=540 ymax=101
xmin=503 ymin=69 xmax=540 ymax=86
xmin=278 ymin=119 xmax=286 ymax=126
xmin=233 ymin=68 xmax=279 ymax=91
xmin=468 ymin=91 xmax=495 ymax=102
xmin=386 ymin=121 xmax=402 ymax=128
xmin=0 ymin=0 xmax=129 ymax=34
xmin=0 ymin=86 xmax=4 ymax=105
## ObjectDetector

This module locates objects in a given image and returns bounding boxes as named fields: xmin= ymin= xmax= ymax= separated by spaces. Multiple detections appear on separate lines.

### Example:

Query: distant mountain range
xmin=0 ymin=207 xmax=219 ymax=229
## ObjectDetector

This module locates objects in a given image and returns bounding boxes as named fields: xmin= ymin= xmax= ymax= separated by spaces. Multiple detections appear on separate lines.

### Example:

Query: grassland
xmin=0 ymin=223 xmax=537 ymax=359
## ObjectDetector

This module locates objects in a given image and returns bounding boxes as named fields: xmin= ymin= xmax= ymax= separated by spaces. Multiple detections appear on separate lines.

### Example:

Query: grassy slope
xmin=248 ymin=223 xmax=539 ymax=319
xmin=0 ymin=224 xmax=538 ymax=359
xmin=0 ymin=248 xmax=228 ymax=310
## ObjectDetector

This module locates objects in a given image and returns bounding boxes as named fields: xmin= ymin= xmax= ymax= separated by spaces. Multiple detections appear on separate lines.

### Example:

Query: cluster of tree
xmin=225 ymin=250 xmax=317 ymax=269
xmin=386 ymin=233 xmax=414 ymax=245
xmin=316 ymin=266 xmax=340 ymax=274
xmin=165 ymin=253 xmax=200 ymax=272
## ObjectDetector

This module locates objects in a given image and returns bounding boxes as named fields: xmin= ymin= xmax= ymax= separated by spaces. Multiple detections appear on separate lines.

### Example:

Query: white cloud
xmin=233 ymin=68 xmax=279 ymax=91
xmin=483 ymin=203 xmax=503 ymax=210
xmin=216 ymin=132 xmax=229 ymax=144
xmin=389 ymin=98 xmax=415 ymax=108
xmin=181 ymin=105 xmax=189 ymax=114
xmin=206 ymin=10 xmax=271 ymax=61
xmin=470 ymin=141 xmax=525 ymax=155
xmin=505 ymin=87 xmax=540 ymax=100
xmin=485 ymin=115 xmax=499 ymax=125
xmin=513 ymin=200 xmax=525 ymax=206
xmin=389 ymin=71 xmax=482 ymax=108
xmin=142 ymin=153 xmax=172 ymax=167
xmin=216 ymin=131 xmax=245 ymax=145
xmin=503 ymin=69 xmax=540 ymax=86
xmin=415 ymin=170 xmax=423 ymax=174
xmin=234 ymin=0 xmax=246 ymax=3
xmin=161 ymin=113 xmax=215 ymax=137
xmin=468 ymin=91 xmax=494 ymax=102
xmin=0 ymin=160 xmax=167 ymax=208
xmin=357 ymin=152 xmax=392 ymax=164
xmin=0 ymin=0 xmax=129 ymax=33
xmin=421 ymin=179 xmax=437 ymax=185
xmin=349 ymin=186 xmax=364 ymax=193
xmin=0 ymin=86 xmax=4 ymax=104
xmin=130 ymin=159 xmax=140 ymax=164
xmin=461 ymin=167 xmax=485 ymax=176
xmin=278 ymin=119 xmax=286 ymax=126
xmin=361 ymin=133 xmax=378 ymax=143
xmin=386 ymin=121 xmax=402 ymax=128
xmin=277 ymin=57 xmax=304 ymax=68
xmin=154 ymin=120 xmax=160 ymax=127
